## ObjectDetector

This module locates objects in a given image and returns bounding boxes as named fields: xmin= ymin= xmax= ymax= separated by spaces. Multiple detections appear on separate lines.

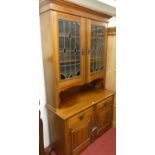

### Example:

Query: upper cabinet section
xmin=86 ymin=19 xmax=107 ymax=82
xmin=54 ymin=12 xmax=108 ymax=90
xmin=40 ymin=0 xmax=110 ymax=108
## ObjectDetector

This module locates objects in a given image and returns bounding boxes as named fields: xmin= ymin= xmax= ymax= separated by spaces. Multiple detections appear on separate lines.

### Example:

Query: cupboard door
xmin=68 ymin=109 xmax=92 ymax=155
xmin=70 ymin=121 xmax=91 ymax=155
xmin=96 ymin=97 xmax=113 ymax=136
xmin=86 ymin=19 xmax=107 ymax=82
xmin=53 ymin=12 xmax=85 ymax=90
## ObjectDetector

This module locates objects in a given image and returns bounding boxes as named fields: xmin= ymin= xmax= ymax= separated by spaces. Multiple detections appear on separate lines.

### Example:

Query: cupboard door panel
xmin=71 ymin=121 xmax=91 ymax=155
xmin=96 ymin=99 xmax=113 ymax=135
xmin=58 ymin=19 xmax=81 ymax=80
xmin=53 ymin=12 xmax=85 ymax=90
xmin=86 ymin=19 xmax=107 ymax=82
xmin=97 ymin=106 xmax=111 ymax=127
xmin=68 ymin=108 xmax=93 ymax=155
xmin=90 ymin=25 xmax=104 ymax=73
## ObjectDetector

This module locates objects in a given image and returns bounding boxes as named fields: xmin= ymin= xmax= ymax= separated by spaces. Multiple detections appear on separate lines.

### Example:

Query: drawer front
xmin=97 ymin=96 xmax=113 ymax=112
xmin=69 ymin=108 xmax=93 ymax=128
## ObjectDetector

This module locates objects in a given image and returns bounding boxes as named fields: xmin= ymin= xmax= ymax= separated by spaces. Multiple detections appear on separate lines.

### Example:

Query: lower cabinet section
xmin=48 ymin=95 xmax=114 ymax=155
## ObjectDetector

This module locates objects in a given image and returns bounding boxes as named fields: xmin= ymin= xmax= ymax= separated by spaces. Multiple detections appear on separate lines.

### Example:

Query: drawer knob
xmin=79 ymin=115 xmax=84 ymax=120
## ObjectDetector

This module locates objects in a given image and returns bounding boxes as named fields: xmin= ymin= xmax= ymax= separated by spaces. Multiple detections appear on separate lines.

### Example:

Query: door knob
xmin=79 ymin=114 xmax=84 ymax=120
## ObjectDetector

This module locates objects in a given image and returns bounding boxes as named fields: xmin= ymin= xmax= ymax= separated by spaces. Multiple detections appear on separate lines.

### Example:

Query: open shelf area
xmin=47 ymin=88 xmax=114 ymax=120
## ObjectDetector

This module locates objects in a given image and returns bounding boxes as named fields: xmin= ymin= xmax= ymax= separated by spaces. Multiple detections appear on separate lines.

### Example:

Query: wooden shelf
xmin=47 ymin=88 xmax=114 ymax=120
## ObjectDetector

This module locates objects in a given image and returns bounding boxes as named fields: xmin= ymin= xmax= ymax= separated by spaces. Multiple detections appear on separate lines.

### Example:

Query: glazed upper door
xmin=86 ymin=19 xmax=107 ymax=82
xmin=53 ymin=12 xmax=85 ymax=90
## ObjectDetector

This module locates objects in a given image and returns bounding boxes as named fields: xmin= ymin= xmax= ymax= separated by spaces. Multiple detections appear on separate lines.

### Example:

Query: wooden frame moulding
xmin=39 ymin=0 xmax=112 ymax=22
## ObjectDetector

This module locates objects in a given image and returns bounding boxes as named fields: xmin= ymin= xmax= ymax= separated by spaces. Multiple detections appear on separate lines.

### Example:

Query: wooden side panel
xmin=40 ymin=11 xmax=58 ymax=108
xmin=47 ymin=110 xmax=66 ymax=155
xmin=106 ymin=27 xmax=116 ymax=127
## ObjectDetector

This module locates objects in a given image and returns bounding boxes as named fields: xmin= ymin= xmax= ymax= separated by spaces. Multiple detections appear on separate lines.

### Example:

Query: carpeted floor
xmin=51 ymin=127 xmax=116 ymax=155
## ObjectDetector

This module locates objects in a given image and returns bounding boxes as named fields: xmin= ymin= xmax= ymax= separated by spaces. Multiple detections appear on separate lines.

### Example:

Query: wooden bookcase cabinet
xmin=40 ymin=0 xmax=114 ymax=154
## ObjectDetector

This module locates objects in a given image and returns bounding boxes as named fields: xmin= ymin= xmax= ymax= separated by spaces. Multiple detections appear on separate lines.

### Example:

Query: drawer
xmin=97 ymin=96 xmax=113 ymax=112
xmin=68 ymin=108 xmax=93 ymax=128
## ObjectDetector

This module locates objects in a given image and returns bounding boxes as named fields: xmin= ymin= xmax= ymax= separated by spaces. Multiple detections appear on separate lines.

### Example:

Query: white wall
xmin=108 ymin=16 xmax=116 ymax=27
xmin=67 ymin=0 xmax=116 ymax=16
xmin=39 ymin=32 xmax=50 ymax=147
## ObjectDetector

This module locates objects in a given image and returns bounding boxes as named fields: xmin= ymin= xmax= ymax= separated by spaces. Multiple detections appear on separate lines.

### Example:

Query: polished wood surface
xmin=40 ymin=10 xmax=58 ymax=109
xmin=47 ymin=109 xmax=66 ymax=155
xmin=47 ymin=88 xmax=114 ymax=119
xmin=106 ymin=27 xmax=116 ymax=128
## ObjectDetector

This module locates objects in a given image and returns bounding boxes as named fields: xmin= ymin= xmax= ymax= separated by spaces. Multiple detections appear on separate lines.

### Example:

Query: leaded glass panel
xmin=90 ymin=24 xmax=104 ymax=73
xmin=58 ymin=19 xmax=81 ymax=80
